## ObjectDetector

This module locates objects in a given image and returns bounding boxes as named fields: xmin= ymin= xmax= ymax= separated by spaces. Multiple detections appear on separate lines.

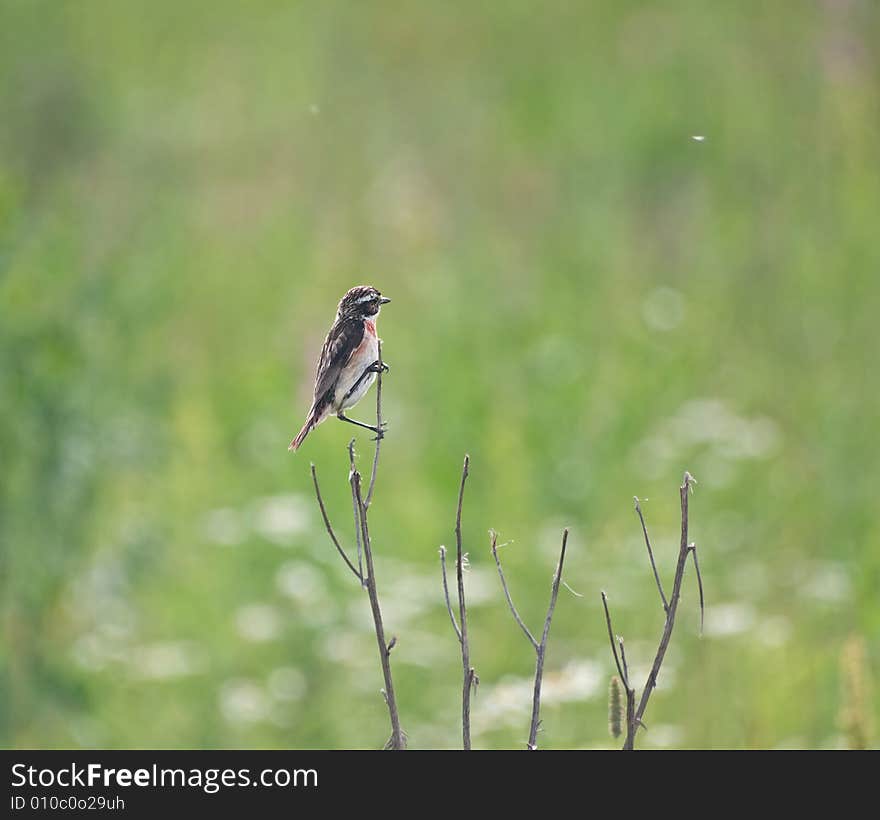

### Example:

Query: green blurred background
xmin=2 ymin=0 xmax=878 ymax=750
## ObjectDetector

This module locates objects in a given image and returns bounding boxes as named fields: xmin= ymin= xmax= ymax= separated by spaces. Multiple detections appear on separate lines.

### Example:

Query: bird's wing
xmin=312 ymin=317 xmax=365 ymax=405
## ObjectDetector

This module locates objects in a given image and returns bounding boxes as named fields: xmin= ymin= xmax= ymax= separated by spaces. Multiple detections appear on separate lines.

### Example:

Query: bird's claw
xmin=370 ymin=421 xmax=389 ymax=441
xmin=369 ymin=360 xmax=390 ymax=374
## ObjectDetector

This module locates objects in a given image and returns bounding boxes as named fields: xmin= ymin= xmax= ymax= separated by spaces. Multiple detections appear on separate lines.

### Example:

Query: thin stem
xmin=345 ymin=439 xmax=366 ymax=582
xmin=634 ymin=496 xmax=668 ymax=613
xmin=601 ymin=591 xmax=627 ymax=688
xmin=601 ymin=593 xmax=638 ymax=749
xmin=628 ymin=472 xmax=697 ymax=749
xmin=604 ymin=473 xmax=701 ymax=750
xmin=689 ymin=544 xmax=705 ymax=636
xmin=454 ymin=454 xmax=472 ymax=750
xmin=347 ymin=441 xmax=364 ymax=582
xmin=617 ymin=636 xmax=637 ymax=748
xmin=526 ymin=528 xmax=568 ymax=750
xmin=364 ymin=340 xmax=383 ymax=509
xmin=440 ymin=545 xmax=461 ymax=643
xmin=490 ymin=531 xmax=538 ymax=650
xmin=617 ymin=637 xmax=629 ymax=687
xmin=352 ymin=469 xmax=404 ymax=750
xmin=492 ymin=528 xmax=568 ymax=749
xmin=311 ymin=464 xmax=362 ymax=582
xmin=309 ymin=359 xmax=403 ymax=748
xmin=624 ymin=683 xmax=636 ymax=750
xmin=539 ymin=529 xmax=568 ymax=650
xmin=439 ymin=546 xmax=462 ymax=642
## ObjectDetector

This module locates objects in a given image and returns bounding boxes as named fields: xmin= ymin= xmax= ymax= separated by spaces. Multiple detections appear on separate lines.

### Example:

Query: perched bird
xmin=289 ymin=285 xmax=391 ymax=451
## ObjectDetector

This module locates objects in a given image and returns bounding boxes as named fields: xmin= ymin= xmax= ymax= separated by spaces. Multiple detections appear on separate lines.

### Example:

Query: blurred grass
xmin=1 ymin=0 xmax=878 ymax=749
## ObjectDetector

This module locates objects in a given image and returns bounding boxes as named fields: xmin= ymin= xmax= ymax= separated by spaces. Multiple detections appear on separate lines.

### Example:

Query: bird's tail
xmin=288 ymin=412 xmax=317 ymax=452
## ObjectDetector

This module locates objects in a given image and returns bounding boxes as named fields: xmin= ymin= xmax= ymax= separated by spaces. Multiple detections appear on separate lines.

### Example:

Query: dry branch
xmin=440 ymin=455 xmax=477 ymax=750
xmin=440 ymin=547 xmax=462 ymax=642
xmin=634 ymin=496 xmax=668 ymax=613
xmin=364 ymin=340 xmax=384 ymax=509
xmin=308 ymin=342 xmax=405 ymax=749
xmin=311 ymin=464 xmax=361 ymax=583
xmin=601 ymin=590 xmax=636 ymax=750
xmin=491 ymin=528 xmax=569 ymax=750
xmin=602 ymin=471 xmax=701 ymax=751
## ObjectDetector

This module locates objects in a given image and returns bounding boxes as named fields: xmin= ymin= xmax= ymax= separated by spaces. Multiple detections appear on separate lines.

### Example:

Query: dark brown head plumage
xmin=337 ymin=285 xmax=390 ymax=319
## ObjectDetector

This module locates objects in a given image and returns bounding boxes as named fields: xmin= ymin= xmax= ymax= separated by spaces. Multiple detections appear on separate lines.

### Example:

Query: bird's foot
xmin=338 ymin=412 xmax=387 ymax=438
xmin=368 ymin=360 xmax=390 ymax=374
xmin=371 ymin=421 xmax=389 ymax=441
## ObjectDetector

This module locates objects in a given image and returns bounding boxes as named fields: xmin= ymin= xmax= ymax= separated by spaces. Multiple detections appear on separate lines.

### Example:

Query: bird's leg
xmin=341 ymin=360 xmax=389 ymax=405
xmin=337 ymin=359 xmax=390 ymax=437
xmin=337 ymin=412 xmax=387 ymax=437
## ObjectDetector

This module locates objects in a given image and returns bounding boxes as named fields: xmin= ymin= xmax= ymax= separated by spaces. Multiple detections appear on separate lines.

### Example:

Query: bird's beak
xmin=379 ymin=296 xmax=392 ymax=304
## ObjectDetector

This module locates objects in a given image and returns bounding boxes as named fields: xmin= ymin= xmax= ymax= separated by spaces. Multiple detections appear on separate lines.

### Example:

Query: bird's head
xmin=337 ymin=285 xmax=391 ymax=319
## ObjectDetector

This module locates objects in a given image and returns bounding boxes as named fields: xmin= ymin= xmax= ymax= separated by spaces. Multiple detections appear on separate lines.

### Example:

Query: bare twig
xmin=601 ymin=590 xmax=637 ymax=749
xmin=624 ymin=673 xmax=636 ymax=748
xmin=689 ymin=544 xmax=705 ymax=636
xmin=491 ymin=532 xmax=538 ymax=650
xmin=563 ymin=581 xmax=584 ymax=598
xmin=439 ymin=546 xmax=462 ymax=642
xmin=632 ymin=472 xmax=696 ymax=737
xmin=308 ymin=354 xmax=404 ymax=749
xmin=311 ymin=464 xmax=362 ymax=583
xmin=440 ymin=456 xmax=476 ymax=749
xmin=601 ymin=591 xmax=627 ymax=686
xmin=605 ymin=472 xmax=701 ymax=751
xmin=634 ymin=496 xmax=668 ymax=613
xmin=364 ymin=340 xmax=384 ymax=510
xmin=352 ymin=468 xmax=404 ymax=749
xmin=492 ymin=528 xmax=569 ymax=750
xmin=617 ymin=637 xmax=629 ymax=685
xmin=348 ymin=440 xmax=364 ymax=583
xmin=453 ymin=456 xmax=475 ymax=749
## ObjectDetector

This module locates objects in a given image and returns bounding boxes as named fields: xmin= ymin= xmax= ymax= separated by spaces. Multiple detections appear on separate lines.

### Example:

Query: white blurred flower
xmin=541 ymin=659 xmax=603 ymax=704
xmin=643 ymin=724 xmax=684 ymax=747
xmin=802 ymin=563 xmax=850 ymax=603
xmin=251 ymin=494 xmax=310 ymax=545
xmin=129 ymin=642 xmax=203 ymax=680
xmin=276 ymin=561 xmax=328 ymax=607
xmin=641 ymin=286 xmax=686 ymax=332
xmin=267 ymin=667 xmax=306 ymax=701
xmin=474 ymin=659 xmax=603 ymax=734
xmin=703 ymin=602 xmax=757 ymax=638
xmin=219 ymin=680 xmax=269 ymax=726
xmin=632 ymin=397 xmax=781 ymax=481
xmin=758 ymin=616 xmax=791 ymax=648
xmin=235 ymin=604 xmax=282 ymax=643
xmin=202 ymin=507 xmax=245 ymax=546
